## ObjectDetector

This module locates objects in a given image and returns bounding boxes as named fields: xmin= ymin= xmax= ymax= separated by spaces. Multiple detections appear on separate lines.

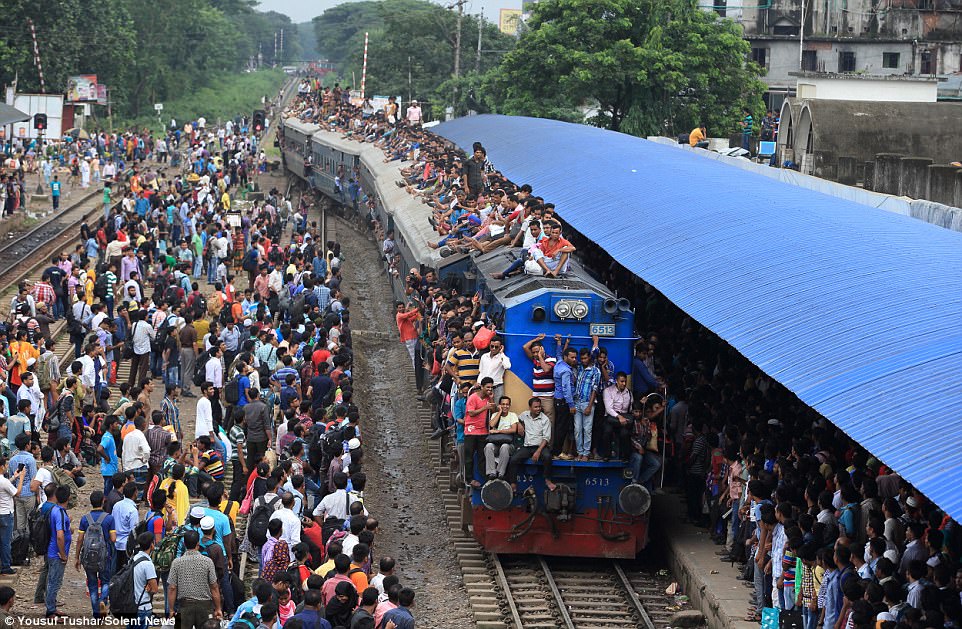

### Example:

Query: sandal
xmin=745 ymin=612 xmax=761 ymax=622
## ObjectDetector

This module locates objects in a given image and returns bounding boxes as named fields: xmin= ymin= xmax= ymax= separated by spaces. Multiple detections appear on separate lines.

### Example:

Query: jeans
xmin=45 ymin=556 xmax=66 ymax=615
xmin=802 ymin=607 xmax=818 ymax=629
xmin=103 ymin=476 xmax=113 ymax=498
xmin=150 ymin=350 xmax=164 ymax=378
xmin=85 ymin=564 xmax=112 ymax=616
xmin=193 ymin=255 xmax=203 ymax=278
xmin=628 ymin=451 xmax=661 ymax=489
xmin=573 ymin=401 xmax=593 ymax=457
xmin=207 ymin=256 xmax=220 ymax=283
xmin=779 ymin=587 xmax=796 ymax=610
xmin=753 ymin=556 xmax=766 ymax=612
xmin=462 ymin=434 xmax=485 ymax=486
xmin=220 ymin=570 xmax=235 ymax=615
xmin=105 ymin=295 xmax=114 ymax=319
xmin=0 ymin=513 xmax=12 ymax=571
xmin=137 ymin=608 xmax=154 ymax=628
xmin=164 ymin=364 xmax=182 ymax=388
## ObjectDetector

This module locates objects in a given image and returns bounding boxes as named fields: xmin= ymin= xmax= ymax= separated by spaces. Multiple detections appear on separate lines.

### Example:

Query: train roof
xmin=305 ymin=127 xmax=442 ymax=269
xmin=474 ymin=248 xmax=615 ymax=309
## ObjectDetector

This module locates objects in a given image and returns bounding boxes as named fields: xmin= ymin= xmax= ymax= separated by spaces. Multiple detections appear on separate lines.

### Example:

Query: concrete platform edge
xmin=651 ymin=492 xmax=758 ymax=629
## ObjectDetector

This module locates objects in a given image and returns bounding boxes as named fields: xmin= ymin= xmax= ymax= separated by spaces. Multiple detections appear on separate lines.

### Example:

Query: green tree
xmin=312 ymin=0 xmax=515 ymax=108
xmin=487 ymin=0 xmax=764 ymax=136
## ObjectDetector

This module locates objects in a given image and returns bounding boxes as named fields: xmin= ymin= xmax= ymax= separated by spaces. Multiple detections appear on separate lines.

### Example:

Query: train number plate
xmin=589 ymin=323 xmax=615 ymax=337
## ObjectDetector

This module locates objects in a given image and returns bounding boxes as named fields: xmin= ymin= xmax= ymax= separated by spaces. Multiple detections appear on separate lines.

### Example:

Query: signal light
xmin=252 ymin=110 xmax=266 ymax=132
xmin=34 ymin=113 xmax=47 ymax=131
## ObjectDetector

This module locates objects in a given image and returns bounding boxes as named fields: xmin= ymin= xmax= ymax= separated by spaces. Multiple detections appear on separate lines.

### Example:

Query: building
xmin=699 ymin=0 xmax=962 ymax=111
xmin=793 ymin=71 xmax=940 ymax=102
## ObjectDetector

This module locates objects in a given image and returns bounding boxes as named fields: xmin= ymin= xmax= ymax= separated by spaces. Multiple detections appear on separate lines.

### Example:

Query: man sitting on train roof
xmin=526 ymin=221 xmax=576 ymax=277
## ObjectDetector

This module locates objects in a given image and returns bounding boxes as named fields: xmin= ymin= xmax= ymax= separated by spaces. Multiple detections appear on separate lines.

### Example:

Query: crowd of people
xmin=288 ymin=75 xmax=962 ymax=629
xmin=0 ymin=92 xmax=420 ymax=629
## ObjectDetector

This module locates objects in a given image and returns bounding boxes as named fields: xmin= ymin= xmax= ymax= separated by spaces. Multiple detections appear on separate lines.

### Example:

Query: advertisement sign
xmin=348 ymin=92 xmax=401 ymax=112
xmin=96 ymin=84 xmax=108 ymax=105
xmin=499 ymin=9 xmax=522 ymax=35
xmin=66 ymin=75 xmax=98 ymax=102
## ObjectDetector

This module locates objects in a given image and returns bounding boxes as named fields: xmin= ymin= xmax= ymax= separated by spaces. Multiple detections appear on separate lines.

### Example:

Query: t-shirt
xmin=309 ymin=374 xmax=333 ymax=408
xmin=464 ymin=393 xmax=490 ymax=436
xmin=34 ymin=467 xmax=54 ymax=503
xmin=50 ymin=181 xmax=61 ymax=196
xmin=100 ymin=432 xmax=118 ymax=476
xmin=131 ymin=552 xmax=158 ymax=611
xmin=79 ymin=511 xmax=116 ymax=561
xmin=47 ymin=504 xmax=72 ymax=559
xmin=532 ymin=356 xmax=556 ymax=397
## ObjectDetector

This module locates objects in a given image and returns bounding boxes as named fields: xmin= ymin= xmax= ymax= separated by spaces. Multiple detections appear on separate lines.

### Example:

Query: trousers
xmin=573 ymin=401 xmax=594 ymax=457
xmin=552 ymin=401 xmax=573 ymax=454
xmin=506 ymin=446 xmax=553 ymax=484
xmin=483 ymin=442 xmax=513 ymax=478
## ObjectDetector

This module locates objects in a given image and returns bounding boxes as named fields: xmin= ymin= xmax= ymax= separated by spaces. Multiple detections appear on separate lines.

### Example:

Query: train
xmin=279 ymin=116 xmax=651 ymax=559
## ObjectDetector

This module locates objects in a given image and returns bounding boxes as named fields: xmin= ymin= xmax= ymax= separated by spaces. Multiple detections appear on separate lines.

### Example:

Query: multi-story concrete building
xmin=699 ymin=0 xmax=962 ymax=109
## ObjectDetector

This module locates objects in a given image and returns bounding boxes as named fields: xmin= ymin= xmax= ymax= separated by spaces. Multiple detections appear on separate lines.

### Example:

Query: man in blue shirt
xmin=44 ymin=486 xmax=72 ymax=619
xmin=50 ymin=175 xmax=61 ymax=210
xmin=228 ymin=582 xmax=274 ymax=629
xmin=75 ymin=490 xmax=116 ymax=618
xmin=631 ymin=342 xmax=659 ymax=398
xmin=111 ymin=483 xmax=140 ymax=574
xmin=10 ymin=433 xmax=37 ymax=533
xmin=551 ymin=337 xmax=577 ymax=460
xmin=98 ymin=417 xmax=120 ymax=498
xmin=382 ymin=587 xmax=417 ymax=629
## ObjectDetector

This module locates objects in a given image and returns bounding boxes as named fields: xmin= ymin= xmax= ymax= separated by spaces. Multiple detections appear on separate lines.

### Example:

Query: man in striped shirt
xmin=522 ymin=334 xmax=556 ymax=423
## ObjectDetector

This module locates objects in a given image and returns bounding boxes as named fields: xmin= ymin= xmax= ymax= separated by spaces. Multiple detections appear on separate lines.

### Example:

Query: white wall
xmin=4 ymin=89 xmax=64 ymax=139
xmin=796 ymin=76 xmax=937 ymax=102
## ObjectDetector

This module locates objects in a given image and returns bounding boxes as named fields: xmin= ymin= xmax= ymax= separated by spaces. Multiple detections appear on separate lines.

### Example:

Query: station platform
xmin=651 ymin=492 xmax=757 ymax=629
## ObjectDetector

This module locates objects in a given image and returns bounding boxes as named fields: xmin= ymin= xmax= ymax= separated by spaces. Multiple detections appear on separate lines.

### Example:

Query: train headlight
xmin=553 ymin=299 xmax=589 ymax=320
xmin=570 ymin=301 xmax=589 ymax=319
xmin=553 ymin=301 xmax=572 ymax=319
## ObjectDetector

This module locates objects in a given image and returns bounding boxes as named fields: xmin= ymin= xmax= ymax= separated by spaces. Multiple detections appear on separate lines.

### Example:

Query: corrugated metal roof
xmin=434 ymin=114 xmax=962 ymax=521
xmin=0 ymin=103 xmax=30 ymax=127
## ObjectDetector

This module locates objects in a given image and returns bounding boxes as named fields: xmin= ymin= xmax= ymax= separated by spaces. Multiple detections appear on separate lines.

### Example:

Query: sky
xmin=255 ymin=0 xmax=520 ymax=24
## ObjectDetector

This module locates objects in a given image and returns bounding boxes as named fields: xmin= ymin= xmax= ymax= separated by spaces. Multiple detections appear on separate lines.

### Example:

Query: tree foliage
xmin=312 ymin=0 xmax=515 ymax=108
xmin=0 ymin=0 xmax=301 ymax=118
xmin=485 ymin=0 xmax=765 ymax=136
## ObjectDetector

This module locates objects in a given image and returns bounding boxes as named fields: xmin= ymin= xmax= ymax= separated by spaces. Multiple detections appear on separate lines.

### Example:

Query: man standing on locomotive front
xmin=572 ymin=349 xmax=601 ymax=462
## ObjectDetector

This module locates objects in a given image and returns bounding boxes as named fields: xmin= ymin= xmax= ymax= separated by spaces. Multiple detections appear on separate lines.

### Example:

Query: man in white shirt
xmin=121 ymin=416 xmax=151 ymax=500
xmin=478 ymin=335 xmax=511 ymax=403
xmin=312 ymin=472 xmax=367 ymax=523
xmin=268 ymin=493 xmax=301 ymax=560
xmin=16 ymin=371 xmax=45 ymax=430
xmin=195 ymin=382 xmax=215 ymax=441
xmin=205 ymin=346 xmax=224 ymax=388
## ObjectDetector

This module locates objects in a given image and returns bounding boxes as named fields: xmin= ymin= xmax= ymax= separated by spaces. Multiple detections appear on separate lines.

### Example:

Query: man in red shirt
xmin=395 ymin=302 xmax=421 ymax=367
xmin=532 ymin=221 xmax=576 ymax=277
xmin=464 ymin=377 xmax=495 ymax=489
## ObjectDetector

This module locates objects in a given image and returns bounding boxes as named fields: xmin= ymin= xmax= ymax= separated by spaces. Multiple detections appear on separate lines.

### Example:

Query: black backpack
xmin=29 ymin=505 xmax=52 ymax=557
xmin=94 ymin=274 xmax=109 ymax=299
xmin=247 ymin=495 xmax=280 ymax=547
xmin=224 ymin=374 xmax=242 ymax=405
xmin=190 ymin=293 xmax=207 ymax=320
xmin=155 ymin=315 xmax=175 ymax=351
xmin=109 ymin=555 xmax=150 ymax=618
xmin=153 ymin=272 xmax=170 ymax=299
xmin=193 ymin=353 xmax=211 ymax=387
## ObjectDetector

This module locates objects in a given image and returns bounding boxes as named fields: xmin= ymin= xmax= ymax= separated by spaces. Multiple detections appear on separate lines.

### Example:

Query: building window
xmin=920 ymin=50 xmax=935 ymax=74
xmin=773 ymin=19 xmax=799 ymax=36
xmin=751 ymin=47 xmax=768 ymax=68
xmin=882 ymin=52 xmax=900 ymax=69
xmin=801 ymin=50 xmax=818 ymax=71
xmin=839 ymin=51 xmax=857 ymax=72
xmin=714 ymin=0 xmax=726 ymax=17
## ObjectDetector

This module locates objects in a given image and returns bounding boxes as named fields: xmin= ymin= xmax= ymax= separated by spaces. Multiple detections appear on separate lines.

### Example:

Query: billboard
xmin=499 ymin=8 xmax=522 ymax=35
xmin=66 ymin=75 xmax=98 ymax=102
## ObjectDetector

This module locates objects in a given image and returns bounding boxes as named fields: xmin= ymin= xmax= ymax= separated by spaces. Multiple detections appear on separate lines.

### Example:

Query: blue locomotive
xmin=280 ymin=117 xmax=651 ymax=558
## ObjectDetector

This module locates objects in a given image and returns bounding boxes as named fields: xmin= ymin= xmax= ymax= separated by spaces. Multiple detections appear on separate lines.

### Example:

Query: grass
xmin=115 ymin=69 xmax=288 ymax=132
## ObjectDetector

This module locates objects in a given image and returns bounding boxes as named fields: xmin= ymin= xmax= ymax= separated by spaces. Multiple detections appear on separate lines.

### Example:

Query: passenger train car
xmin=280 ymin=116 xmax=651 ymax=558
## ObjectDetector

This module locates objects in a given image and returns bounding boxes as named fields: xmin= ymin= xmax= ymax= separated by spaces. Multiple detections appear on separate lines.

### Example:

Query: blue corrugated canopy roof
xmin=434 ymin=114 xmax=962 ymax=521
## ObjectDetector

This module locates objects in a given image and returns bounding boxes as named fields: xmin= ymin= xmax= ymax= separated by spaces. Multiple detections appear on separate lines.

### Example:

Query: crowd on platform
xmin=0 ymin=94 xmax=418 ymax=629
xmin=288 ymin=78 xmax=962 ymax=629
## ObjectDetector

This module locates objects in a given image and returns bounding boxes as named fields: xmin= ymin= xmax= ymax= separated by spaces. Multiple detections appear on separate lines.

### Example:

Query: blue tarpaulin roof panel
xmin=433 ymin=114 xmax=962 ymax=521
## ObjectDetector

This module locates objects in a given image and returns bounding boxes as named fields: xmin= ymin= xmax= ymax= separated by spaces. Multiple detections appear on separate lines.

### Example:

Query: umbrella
xmin=64 ymin=128 xmax=90 ymax=140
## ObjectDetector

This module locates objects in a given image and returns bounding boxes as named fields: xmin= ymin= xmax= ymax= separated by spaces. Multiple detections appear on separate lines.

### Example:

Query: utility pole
xmin=449 ymin=0 xmax=467 ymax=79
xmin=476 ymin=8 xmax=483 ymax=73
xmin=280 ymin=28 xmax=284 ymax=61
xmin=274 ymin=32 xmax=278 ymax=65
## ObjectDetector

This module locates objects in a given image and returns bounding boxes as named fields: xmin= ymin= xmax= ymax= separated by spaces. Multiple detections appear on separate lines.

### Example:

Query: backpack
xmin=153 ymin=272 xmax=171 ymax=298
xmin=155 ymin=315 xmax=175 ymax=352
xmin=151 ymin=524 xmax=189 ymax=573
xmin=219 ymin=304 xmax=233 ymax=327
xmin=108 ymin=555 xmax=150 ymax=618
xmin=247 ymin=495 xmax=280 ymax=547
xmin=29 ymin=505 xmax=52 ymax=557
xmin=193 ymin=353 xmax=211 ymax=387
xmin=268 ymin=244 xmax=282 ymax=264
xmin=80 ymin=511 xmax=109 ymax=571
xmin=11 ymin=530 xmax=29 ymax=566
xmin=134 ymin=510 xmax=163 ymax=540
xmin=190 ymin=293 xmax=207 ymax=320
xmin=164 ymin=285 xmax=183 ymax=305
xmin=94 ymin=273 xmax=109 ymax=299
xmin=36 ymin=352 xmax=53 ymax=392
xmin=291 ymin=292 xmax=306 ymax=323
xmin=224 ymin=374 xmax=242 ymax=405
xmin=44 ymin=466 xmax=78 ymax=508
xmin=44 ymin=393 xmax=70 ymax=432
